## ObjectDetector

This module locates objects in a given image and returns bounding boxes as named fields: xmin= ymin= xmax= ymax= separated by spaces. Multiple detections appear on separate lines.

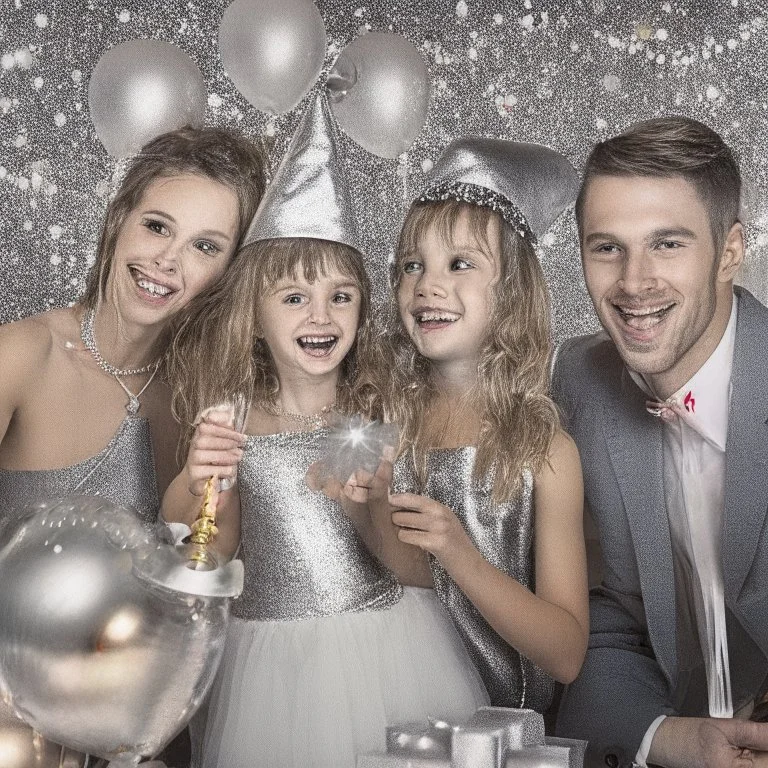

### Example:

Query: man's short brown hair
xmin=576 ymin=116 xmax=741 ymax=255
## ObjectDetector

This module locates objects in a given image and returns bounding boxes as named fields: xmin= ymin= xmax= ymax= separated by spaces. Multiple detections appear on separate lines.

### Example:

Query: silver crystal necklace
xmin=80 ymin=308 xmax=160 ymax=415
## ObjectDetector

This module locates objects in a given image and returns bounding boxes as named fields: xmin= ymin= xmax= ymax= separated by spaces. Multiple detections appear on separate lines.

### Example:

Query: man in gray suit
xmin=554 ymin=116 xmax=768 ymax=767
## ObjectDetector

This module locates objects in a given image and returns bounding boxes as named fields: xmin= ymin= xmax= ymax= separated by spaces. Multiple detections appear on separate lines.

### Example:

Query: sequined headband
xmin=416 ymin=138 xmax=580 ymax=243
xmin=418 ymin=181 xmax=535 ymax=242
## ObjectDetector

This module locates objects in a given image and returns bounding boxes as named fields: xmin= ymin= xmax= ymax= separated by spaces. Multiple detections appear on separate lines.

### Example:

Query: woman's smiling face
xmin=107 ymin=173 xmax=240 ymax=327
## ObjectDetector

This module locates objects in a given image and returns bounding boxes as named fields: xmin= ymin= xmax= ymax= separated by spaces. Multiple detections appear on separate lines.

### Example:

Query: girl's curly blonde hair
xmin=384 ymin=199 xmax=560 ymax=502
xmin=167 ymin=237 xmax=385 ymax=459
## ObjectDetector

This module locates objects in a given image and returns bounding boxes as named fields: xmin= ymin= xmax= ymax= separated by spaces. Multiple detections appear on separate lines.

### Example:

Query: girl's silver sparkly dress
xmin=198 ymin=429 xmax=488 ymax=768
xmin=396 ymin=447 xmax=555 ymax=713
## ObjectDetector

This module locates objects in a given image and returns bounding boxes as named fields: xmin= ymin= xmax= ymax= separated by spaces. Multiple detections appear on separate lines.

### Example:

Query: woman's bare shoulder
xmin=0 ymin=307 xmax=77 ymax=374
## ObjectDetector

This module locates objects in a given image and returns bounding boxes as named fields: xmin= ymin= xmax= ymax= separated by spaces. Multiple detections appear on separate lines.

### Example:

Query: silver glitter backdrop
xmin=2 ymin=0 xmax=767 ymax=342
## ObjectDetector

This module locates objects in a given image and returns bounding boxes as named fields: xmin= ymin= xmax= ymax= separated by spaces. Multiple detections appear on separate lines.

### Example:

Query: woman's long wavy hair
xmin=168 ymin=237 xmax=384 ymax=458
xmin=385 ymin=199 xmax=560 ymax=502
xmin=82 ymin=126 xmax=266 ymax=313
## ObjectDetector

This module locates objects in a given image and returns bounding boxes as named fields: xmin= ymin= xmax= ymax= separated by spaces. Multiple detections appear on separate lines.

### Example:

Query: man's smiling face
xmin=581 ymin=173 xmax=736 ymax=389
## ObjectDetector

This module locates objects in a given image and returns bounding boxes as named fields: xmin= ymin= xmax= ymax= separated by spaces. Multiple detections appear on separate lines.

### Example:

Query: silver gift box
xmin=358 ymin=707 xmax=586 ymax=768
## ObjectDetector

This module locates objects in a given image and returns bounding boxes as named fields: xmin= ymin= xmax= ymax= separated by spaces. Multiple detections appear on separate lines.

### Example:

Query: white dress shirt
xmin=630 ymin=296 xmax=738 ymax=766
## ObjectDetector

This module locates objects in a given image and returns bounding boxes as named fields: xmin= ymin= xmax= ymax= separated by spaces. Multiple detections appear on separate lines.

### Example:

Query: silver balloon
xmin=219 ymin=0 xmax=327 ymax=115
xmin=88 ymin=39 xmax=207 ymax=158
xmin=327 ymin=32 xmax=430 ymax=159
xmin=0 ymin=497 xmax=242 ymax=764
xmin=0 ymin=704 xmax=85 ymax=768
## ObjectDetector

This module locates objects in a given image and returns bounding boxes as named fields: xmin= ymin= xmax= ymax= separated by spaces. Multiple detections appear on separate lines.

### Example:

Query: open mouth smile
xmin=130 ymin=267 xmax=177 ymax=301
xmin=413 ymin=308 xmax=461 ymax=330
xmin=297 ymin=335 xmax=338 ymax=357
xmin=613 ymin=302 xmax=675 ymax=331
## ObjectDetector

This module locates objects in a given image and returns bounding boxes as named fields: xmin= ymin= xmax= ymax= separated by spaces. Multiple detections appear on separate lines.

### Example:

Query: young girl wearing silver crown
xmin=376 ymin=138 xmax=590 ymax=714
xmin=162 ymin=94 xmax=487 ymax=768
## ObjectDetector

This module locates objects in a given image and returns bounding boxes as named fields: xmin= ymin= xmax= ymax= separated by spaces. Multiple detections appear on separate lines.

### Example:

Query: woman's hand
xmin=185 ymin=409 xmax=245 ymax=497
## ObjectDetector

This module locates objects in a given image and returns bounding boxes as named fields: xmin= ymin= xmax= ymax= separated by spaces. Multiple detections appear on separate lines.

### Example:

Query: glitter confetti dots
xmin=1 ymin=0 xmax=767 ymax=337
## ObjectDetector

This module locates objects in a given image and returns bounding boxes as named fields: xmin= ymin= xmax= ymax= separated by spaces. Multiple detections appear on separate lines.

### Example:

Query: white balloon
xmin=88 ymin=39 xmax=207 ymax=158
xmin=219 ymin=0 xmax=327 ymax=115
xmin=328 ymin=33 xmax=430 ymax=159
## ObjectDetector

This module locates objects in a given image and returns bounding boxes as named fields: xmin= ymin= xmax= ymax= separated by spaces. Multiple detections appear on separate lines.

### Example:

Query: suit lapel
xmin=723 ymin=290 xmax=768 ymax=600
xmin=602 ymin=369 xmax=678 ymax=685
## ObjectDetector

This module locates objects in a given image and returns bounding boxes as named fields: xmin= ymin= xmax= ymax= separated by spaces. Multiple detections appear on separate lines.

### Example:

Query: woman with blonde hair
xmin=0 ymin=125 xmax=265 ymax=524
xmin=0 ymin=125 xmax=265 ymax=767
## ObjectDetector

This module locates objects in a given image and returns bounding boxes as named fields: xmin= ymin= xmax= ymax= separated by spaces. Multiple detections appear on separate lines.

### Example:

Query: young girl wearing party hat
xmin=379 ymin=138 xmax=589 ymax=713
xmin=162 ymin=94 xmax=487 ymax=768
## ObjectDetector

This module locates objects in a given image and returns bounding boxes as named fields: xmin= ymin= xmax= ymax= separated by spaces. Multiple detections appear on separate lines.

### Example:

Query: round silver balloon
xmin=219 ymin=0 xmax=327 ymax=115
xmin=0 ymin=497 xmax=236 ymax=763
xmin=327 ymin=32 xmax=430 ymax=159
xmin=88 ymin=39 xmax=207 ymax=158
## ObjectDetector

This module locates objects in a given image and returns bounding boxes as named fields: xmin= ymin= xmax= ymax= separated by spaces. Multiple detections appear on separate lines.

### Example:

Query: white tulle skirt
xmin=194 ymin=587 xmax=488 ymax=768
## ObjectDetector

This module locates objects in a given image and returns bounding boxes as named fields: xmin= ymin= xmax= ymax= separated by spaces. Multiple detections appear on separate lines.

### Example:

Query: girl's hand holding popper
xmin=186 ymin=405 xmax=246 ymax=497
xmin=163 ymin=404 xmax=246 ymax=560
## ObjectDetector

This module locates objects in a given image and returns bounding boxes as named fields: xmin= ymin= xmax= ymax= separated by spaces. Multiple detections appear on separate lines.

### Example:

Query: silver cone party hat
xmin=243 ymin=91 xmax=362 ymax=252
xmin=419 ymin=138 xmax=579 ymax=242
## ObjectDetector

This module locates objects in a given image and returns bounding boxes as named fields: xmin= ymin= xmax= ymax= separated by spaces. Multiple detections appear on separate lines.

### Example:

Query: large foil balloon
xmin=0 ymin=497 xmax=242 ymax=765
xmin=218 ymin=0 xmax=327 ymax=115
xmin=88 ymin=39 xmax=207 ymax=158
xmin=327 ymin=32 xmax=430 ymax=159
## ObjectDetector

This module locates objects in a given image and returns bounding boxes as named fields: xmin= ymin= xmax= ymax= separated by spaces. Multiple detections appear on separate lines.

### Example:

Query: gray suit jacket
xmin=552 ymin=287 xmax=768 ymax=768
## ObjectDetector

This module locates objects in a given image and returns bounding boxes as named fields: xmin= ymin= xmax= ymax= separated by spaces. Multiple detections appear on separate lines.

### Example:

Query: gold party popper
xmin=186 ymin=477 xmax=219 ymax=571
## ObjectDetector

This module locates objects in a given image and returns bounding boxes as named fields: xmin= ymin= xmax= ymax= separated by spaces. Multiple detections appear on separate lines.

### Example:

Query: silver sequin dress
xmin=199 ymin=429 xmax=488 ymax=768
xmin=395 ymin=447 xmax=555 ymax=713
xmin=0 ymin=415 xmax=160 ymax=528
xmin=0 ymin=414 xmax=159 ymax=768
